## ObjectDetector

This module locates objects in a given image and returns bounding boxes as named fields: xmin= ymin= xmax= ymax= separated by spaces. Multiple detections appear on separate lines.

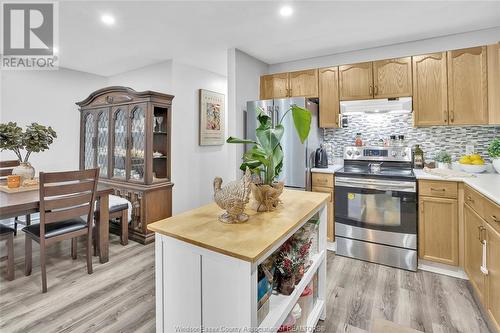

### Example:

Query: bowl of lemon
xmin=459 ymin=154 xmax=487 ymax=173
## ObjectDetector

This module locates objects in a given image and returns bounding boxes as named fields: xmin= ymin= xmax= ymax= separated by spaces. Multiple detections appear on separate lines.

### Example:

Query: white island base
xmin=149 ymin=190 xmax=329 ymax=333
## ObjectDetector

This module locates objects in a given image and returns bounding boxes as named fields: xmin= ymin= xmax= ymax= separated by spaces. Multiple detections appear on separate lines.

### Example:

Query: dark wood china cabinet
xmin=77 ymin=86 xmax=173 ymax=244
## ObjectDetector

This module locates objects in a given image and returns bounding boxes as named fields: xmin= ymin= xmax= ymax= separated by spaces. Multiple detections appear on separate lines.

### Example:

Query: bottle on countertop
xmin=355 ymin=133 xmax=363 ymax=147
xmin=414 ymin=145 xmax=424 ymax=169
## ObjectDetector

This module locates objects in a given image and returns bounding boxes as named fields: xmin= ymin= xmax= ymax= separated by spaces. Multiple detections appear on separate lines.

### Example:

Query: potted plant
xmin=435 ymin=151 xmax=452 ymax=169
xmin=226 ymin=105 xmax=311 ymax=211
xmin=0 ymin=122 xmax=57 ymax=180
xmin=488 ymin=138 xmax=500 ymax=174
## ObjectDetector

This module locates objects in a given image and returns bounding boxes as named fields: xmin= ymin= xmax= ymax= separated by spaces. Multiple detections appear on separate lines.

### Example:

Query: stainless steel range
xmin=334 ymin=146 xmax=417 ymax=271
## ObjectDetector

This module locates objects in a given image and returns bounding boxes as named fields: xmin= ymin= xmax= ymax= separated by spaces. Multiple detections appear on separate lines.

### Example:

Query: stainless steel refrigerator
xmin=245 ymin=98 xmax=320 ymax=190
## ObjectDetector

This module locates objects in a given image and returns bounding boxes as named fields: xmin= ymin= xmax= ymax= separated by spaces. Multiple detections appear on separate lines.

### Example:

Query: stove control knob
xmin=391 ymin=151 xmax=397 ymax=157
xmin=401 ymin=151 xmax=407 ymax=157
xmin=354 ymin=150 xmax=361 ymax=156
xmin=346 ymin=150 xmax=352 ymax=156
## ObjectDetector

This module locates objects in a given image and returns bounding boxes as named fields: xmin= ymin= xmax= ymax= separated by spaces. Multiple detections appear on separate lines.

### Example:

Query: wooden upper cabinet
xmin=373 ymin=57 xmax=412 ymax=98
xmin=339 ymin=62 xmax=373 ymax=100
xmin=486 ymin=222 xmax=500 ymax=332
xmin=447 ymin=46 xmax=488 ymax=125
xmin=488 ymin=43 xmax=500 ymax=125
xmin=289 ymin=69 xmax=318 ymax=98
xmin=413 ymin=52 xmax=449 ymax=126
xmin=259 ymin=73 xmax=289 ymax=100
xmin=465 ymin=204 xmax=486 ymax=304
xmin=418 ymin=196 xmax=458 ymax=266
xmin=318 ymin=67 xmax=340 ymax=128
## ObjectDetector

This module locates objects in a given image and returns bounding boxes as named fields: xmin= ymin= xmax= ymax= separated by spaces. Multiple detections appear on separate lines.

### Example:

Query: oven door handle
xmin=335 ymin=179 xmax=416 ymax=193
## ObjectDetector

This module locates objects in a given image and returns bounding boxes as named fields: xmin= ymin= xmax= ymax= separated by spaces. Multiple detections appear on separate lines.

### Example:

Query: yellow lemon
xmin=470 ymin=154 xmax=482 ymax=161
xmin=459 ymin=156 xmax=472 ymax=164
xmin=471 ymin=159 xmax=485 ymax=165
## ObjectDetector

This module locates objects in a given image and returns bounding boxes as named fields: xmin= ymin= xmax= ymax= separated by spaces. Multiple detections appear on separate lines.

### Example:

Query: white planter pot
xmin=493 ymin=158 xmax=500 ymax=174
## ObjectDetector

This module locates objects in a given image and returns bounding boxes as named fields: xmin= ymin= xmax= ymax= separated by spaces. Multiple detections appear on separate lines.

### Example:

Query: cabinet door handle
xmin=444 ymin=110 xmax=448 ymax=123
xmin=430 ymin=188 xmax=445 ymax=192
xmin=450 ymin=110 xmax=455 ymax=122
xmin=374 ymin=85 xmax=379 ymax=95
xmin=478 ymin=226 xmax=482 ymax=243
xmin=492 ymin=215 xmax=499 ymax=223
xmin=369 ymin=85 xmax=373 ymax=95
xmin=467 ymin=195 xmax=475 ymax=203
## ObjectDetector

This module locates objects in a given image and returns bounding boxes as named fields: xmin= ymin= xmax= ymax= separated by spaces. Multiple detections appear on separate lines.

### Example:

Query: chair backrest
xmin=0 ymin=160 xmax=20 ymax=180
xmin=39 ymin=169 xmax=99 ymax=236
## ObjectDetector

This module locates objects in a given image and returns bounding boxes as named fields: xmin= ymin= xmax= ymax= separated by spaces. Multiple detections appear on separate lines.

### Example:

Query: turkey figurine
xmin=213 ymin=168 xmax=252 ymax=223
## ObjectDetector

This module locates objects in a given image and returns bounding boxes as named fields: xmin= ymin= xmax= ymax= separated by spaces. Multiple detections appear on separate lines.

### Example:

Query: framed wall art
xmin=199 ymin=89 xmax=225 ymax=146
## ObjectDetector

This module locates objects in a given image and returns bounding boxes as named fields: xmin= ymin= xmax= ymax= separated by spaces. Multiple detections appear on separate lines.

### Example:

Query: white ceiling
xmin=58 ymin=1 xmax=500 ymax=76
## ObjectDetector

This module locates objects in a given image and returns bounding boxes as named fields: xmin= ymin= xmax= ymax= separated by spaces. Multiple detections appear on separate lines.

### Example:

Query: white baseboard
xmin=327 ymin=241 xmax=336 ymax=252
xmin=418 ymin=259 xmax=468 ymax=280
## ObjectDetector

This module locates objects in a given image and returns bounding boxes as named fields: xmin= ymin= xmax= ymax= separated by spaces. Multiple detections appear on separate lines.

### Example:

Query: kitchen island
xmin=148 ymin=189 xmax=330 ymax=333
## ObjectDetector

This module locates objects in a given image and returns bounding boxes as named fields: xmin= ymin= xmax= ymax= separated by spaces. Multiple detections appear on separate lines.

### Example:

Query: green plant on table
xmin=0 ymin=122 xmax=57 ymax=162
xmin=488 ymin=138 xmax=500 ymax=159
xmin=226 ymin=105 xmax=311 ymax=185
xmin=435 ymin=151 xmax=452 ymax=164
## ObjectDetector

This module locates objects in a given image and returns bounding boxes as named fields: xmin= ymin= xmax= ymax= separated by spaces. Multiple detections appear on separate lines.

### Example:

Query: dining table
xmin=0 ymin=184 xmax=114 ymax=263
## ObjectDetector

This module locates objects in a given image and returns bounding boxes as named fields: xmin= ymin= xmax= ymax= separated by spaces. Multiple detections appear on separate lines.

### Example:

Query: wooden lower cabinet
xmin=486 ymin=221 xmax=500 ymax=332
xmin=312 ymin=186 xmax=334 ymax=242
xmin=464 ymin=204 xmax=486 ymax=303
xmin=102 ymin=179 xmax=173 ymax=244
xmin=311 ymin=172 xmax=335 ymax=242
xmin=418 ymin=196 xmax=458 ymax=265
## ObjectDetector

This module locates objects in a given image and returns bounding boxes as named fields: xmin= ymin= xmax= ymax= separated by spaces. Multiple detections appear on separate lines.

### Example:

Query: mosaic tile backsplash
xmin=322 ymin=113 xmax=500 ymax=162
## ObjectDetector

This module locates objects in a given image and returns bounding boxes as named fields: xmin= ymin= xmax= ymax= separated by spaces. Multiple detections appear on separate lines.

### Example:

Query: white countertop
xmin=311 ymin=164 xmax=343 ymax=174
xmin=414 ymin=168 xmax=500 ymax=205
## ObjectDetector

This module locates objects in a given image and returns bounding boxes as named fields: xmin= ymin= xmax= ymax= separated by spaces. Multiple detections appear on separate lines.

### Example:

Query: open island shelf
xmin=148 ymin=189 xmax=329 ymax=332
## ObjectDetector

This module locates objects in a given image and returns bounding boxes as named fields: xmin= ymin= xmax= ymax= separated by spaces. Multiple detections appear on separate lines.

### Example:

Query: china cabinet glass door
xmin=83 ymin=112 xmax=96 ymax=169
xmin=130 ymin=104 xmax=146 ymax=182
xmin=96 ymin=109 xmax=109 ymax=177
xmin=112 ymin=107 xmax=128 ymax=179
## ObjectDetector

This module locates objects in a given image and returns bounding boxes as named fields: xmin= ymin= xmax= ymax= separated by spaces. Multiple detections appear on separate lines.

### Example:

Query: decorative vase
xmin=436 ymin=162 xmax=451 ymax=169
xmin=12 ymin=162 xmax=35 ymax=182
xmin=493 ymin=158 xmax=500 ymax=174
xmin=278 ymin=275 xmax=295 ymax=295
xmin=250 ymin=181 xmax=285 ymax=212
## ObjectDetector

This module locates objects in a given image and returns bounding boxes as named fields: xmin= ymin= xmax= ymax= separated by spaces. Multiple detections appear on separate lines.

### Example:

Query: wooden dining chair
xmin=0 ymin=224 xmax=15 ymax=281
xmin=23 ymin=168 xmax=99 ymax=293
xmin=0 ymin=160 xmax=31 ymax=235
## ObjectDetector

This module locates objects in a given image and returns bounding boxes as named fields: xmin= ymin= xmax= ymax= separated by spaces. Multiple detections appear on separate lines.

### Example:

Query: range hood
xmin=340 ymin=97 xmax=412 ymax=114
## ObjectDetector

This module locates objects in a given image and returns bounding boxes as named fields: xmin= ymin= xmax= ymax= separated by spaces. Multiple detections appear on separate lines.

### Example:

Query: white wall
xmin=269 ymin=27 xmax=500 ymax=73
xmin=0 ymin=68 xmax=105 ymax=172
xmin=107 ymin=60 xmax=230 ymax=214
xmin=106 ymin=60 xmax=173 ymax=92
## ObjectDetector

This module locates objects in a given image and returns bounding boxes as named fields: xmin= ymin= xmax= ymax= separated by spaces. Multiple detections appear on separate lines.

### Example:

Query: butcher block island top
xmin=148 ymin=189 xmax=329 ymax=262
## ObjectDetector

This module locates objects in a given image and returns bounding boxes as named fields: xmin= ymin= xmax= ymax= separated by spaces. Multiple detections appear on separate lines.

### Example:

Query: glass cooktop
xmin=336 ymin=165 xmax=416 ymax=180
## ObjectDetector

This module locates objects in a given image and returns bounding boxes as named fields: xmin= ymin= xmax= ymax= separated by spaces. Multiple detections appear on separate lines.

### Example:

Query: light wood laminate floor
xmin=0 ymin=233 xmax=491 ymax=333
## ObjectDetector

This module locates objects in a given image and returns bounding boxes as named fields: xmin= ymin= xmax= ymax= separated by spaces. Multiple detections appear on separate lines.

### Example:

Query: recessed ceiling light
xmin=280 ymin=5 xmax=293 ymax=17
xmin=101 ymin=14 xmax=115 ymax=26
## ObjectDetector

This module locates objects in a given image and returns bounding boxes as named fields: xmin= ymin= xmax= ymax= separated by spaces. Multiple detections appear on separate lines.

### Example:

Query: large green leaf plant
xmin=227 ymin=105 xmax=312 ymax=185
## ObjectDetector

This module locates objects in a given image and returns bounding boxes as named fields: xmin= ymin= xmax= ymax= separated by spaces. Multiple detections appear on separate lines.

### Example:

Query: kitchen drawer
xmin=312 ymin=186 xmax=333 ymax=202
xmin=419 ymin=180 xmax=458 ymax=199
xmin=312 ymin=173 xmax=334 ymax=188
xmin=464 ymin=185 xmax=485 ymax=217
xmin=483 ymin=197 xmax=500 ymax=234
